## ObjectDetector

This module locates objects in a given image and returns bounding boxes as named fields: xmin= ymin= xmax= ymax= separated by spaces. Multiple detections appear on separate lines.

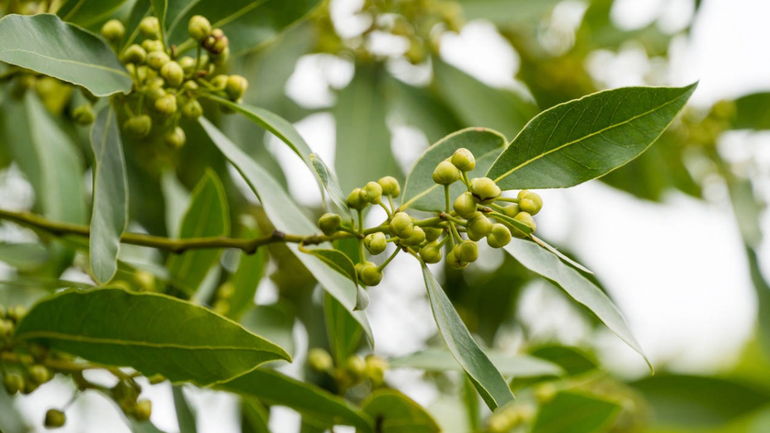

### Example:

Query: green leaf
xmin=389 ymin=349 xmax=564 ymax=378
xmin=123 ymin=0 xmax=152 ymax=49
xmin=200 ymin=118 xmax=373 ymax=344
xmin=241 ymin=303 xmax=295 ymax=358
xmin=167 ymin=169 xmax=230 ymax=294
xmin=0 ymin=243 xmax=49 ymax=271
xmin=504 ymin=237 xmax=650 ymax=369
xmin=161 ymin=170 xmax=191 ymax=238
xmin=401 ymin=128 xmax=507 ymax=211
xmin=173 ymin=386 xmax=198 ymax=433
xmin=421 ymin=264 xmax=514 ymax=411
xmin=300 ymin=246 xmax=359 ymax=287
xmin=208 ymin=96 xmax=350 ymax=215
xmin=57 ymin=0 xmax=128 ymax=27
xmin=89 ymin=107 xmax=128 ymax=284
xmin=529 ymin=345 xmax=599 ymax=377
xmin=361 ymin=389 xmax=440 ymax=433
xmin=324 ymin=292 xmax=363 ymax=364
xmin=532 ymin=391 xmax=621 ymax=433
xmin=218 ymin=368 xmax=373 ymax=432
xmin=227 ymin=223 xmax=267 ymax=320
xmin=456 ymin=0 xmax=562 ymax=26
xmin=488 ymin=83 xmax=698 ymax=190
xmin=488 ymin=211 xmax=534 ymax=236
xmin=529 ymin=235 xmax=593 ymax=274
xmin=0 ymin=14 xmax=132 ymax=96
xmin=15 ymin=288 xmax=291 ymax=385
xmin=734 ymin=92 xmax=770 ymax=130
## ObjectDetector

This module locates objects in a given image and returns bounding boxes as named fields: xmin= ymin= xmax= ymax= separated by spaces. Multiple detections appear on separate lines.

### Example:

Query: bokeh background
xmin=2 ymin=0 xmax=770 ymax=431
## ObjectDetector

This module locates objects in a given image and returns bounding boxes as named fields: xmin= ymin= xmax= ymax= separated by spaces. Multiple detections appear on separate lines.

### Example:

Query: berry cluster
xmin=316 ymin=148 xmax=543 ymax=287
xmin=307 ymin=348 xmax=388 ymax=390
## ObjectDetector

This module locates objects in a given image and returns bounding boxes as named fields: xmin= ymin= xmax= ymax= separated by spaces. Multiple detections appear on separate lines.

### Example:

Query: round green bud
xmin=188 ymin=15 xmax=212 ymax=41
xmin=359 ymin=262 xmax=383 ymax=286
xmin=403 ymin=225 xmax=426 ymax=246
xmin=364 ymin=232 xmax=387 ymax=255
xmin=453 ymin=192 xmax=477 ymax=219
xmin=139 ymin=17 xmax=160 ymax=38
xmin=487 ymin=412 xmax=514 ymax=433
xmin=44 ymin=409 xmax=66 ymax=428
xmin=2 ymin=374 xmax=24 ymax=395
xmin=164 ymin=127 xmax=186 ymax=149
xmin=419 ymin=242 xmax=442 ymax=264
xmin=182 ymin=80 xmax=199 ymax=91
xmin=487 ymin=223 xmax=511 ymax=248
xmin=535 ymin=383 xmax=558 ymax=403
xmin=377 ymin=176 xmax=401 ymax=197
xmin=502 ymin=203 xmax=520 ymax=217
xmin=432 ymin=160 xmax=461 ymax=185
xmin=71 ymin=104 xmax=95 ymax=125
xmin=345 ymin=355 xmax=367 ymax=379
xmin=146 ymin=51 xmax=170 ymax=70
xmin=451 ymin=147 xmax=475 ymax=171
xmin=141 ymin=39 xmax=164 ymax=53
xmin=517 ymin=190 xmax=543 ymax=215
xmin=124 ymin=115 xmax=152 ymax=138
xmin=446 ymin=250 xmax=467 ymax=270
xmin=362 ymin=181 xmax=383 ymax=203
xmin=154 ymin=94 xmax=178 ymax=116
xmin=346 ymin=188 xmax=367 ymax=210
xmin=454 ymin=240 xmax=478 ymax=263
xmin=211 ymin=47 xmax=230 ymax=66
xmin=178 ymin=56 xmax=197 ymax=75
xmin=512 ymin=212 xmax=536 ymax=237
xmin=225 ymin=75 xmax=248 ymax=101
xmin=101 ymin=19 xmax=125 ymax=42
xmin=467 ymin=213 xmax=491 ymax=241
xmin=121 ymin=44 xmax=146 ymax=64
xmin=6 ymin=305 xmax=26 ymax=323
xmin=182 ymin=99 xmax=203 ymax=119
xmin=146 ymin=86 xmax=166 ymax=102
xmin=161 ymin=61 xmax=184 ymax=87
xmin=0 ymin=318 xmax=14 ymax=339
xmin=210 ymin=75 xmax=228 ymax=90
xmin=389 ymin=212 xmax=414 ymax=239
xmin=308 ymin=348 xmax=333 ymax=372
xmin=28 ymin=365 xmax=51 ymax=385
xmin=424 ymin=227 xmax=442 ymax=242
xmin=22 ymin=380 xmax=38 ymax=395
xmin=203 ymin=29 xmax=229 ymax=54
xmin=365 ymin=356 xmax=388 ymax=386
xmin=133 ymin=399 xmax=152 ymax=422
xmin=318 ymin=213 xmax=341 ymax=236
xmin=470 ymin=177 xmax=501 ymax=204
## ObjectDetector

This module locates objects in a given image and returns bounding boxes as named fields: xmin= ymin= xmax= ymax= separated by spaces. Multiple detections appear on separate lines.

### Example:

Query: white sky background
xmin=6 ymin=0 xmax=770 ymax=432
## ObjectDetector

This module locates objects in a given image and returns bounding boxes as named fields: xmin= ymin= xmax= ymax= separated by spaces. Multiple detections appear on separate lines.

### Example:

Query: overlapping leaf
xmin=57 ymin=0 xmax=128 ymax=28
xmin=361 ymin=390 xmax=440 ymax=433
xmin=532 ymin=391 xmax=621 ymax=433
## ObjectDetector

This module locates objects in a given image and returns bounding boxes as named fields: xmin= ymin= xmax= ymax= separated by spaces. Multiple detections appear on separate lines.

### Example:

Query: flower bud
xmin=502 ymin=203 xmax=520 ymax=217
xmin=161 ymin=61 xmax=184 ymax=87
xmin=225 ymin=75 xmax=247 ymax=100
xmin=178 ymin=56 xmax=197 ymax=75
xmin=389 ymin=212 xmax=414 ymax=239
xmin=365 ymin=356 xmax=388 ymax=386
xmin=470 ymin=177 xmax=501 ymax=204
xmin=203 ymin=29 xmax=228 ymax=53
xmin=362 ymin=181 xmax=383 ymax=203
xmin=2 ymin=374 xmax=24 ymax=395
xmin=146 ymin=86 xmax=166 ymax=102
xmin=44 ymin=409 xmax=66 ymax=428
xmin=453 ymin=192 xmax=477 ymax=219
xmin=378 ymin=176 xmax=401 ymax=197
xmin=402 ymin=225 xmax=426 ymax=246
xmin=345 ymin=355 xmax=367 ymax=379
xmin=0 ymin=319 xmax=14 ymax=339
xmin=359 ymin=262 xmax=383 ymax=286
xmin=6 ymin=305 xmax=26 ymax=323
xmin=446 ymin=250 xmax=467 ymax=270
xmin=154 ymin=94 xmax=178 ymax=116
xmin=346 ymin=188 xmax=367 ymax=210
xmin=487 ymin=223 xmax=511 ymax=248
xmin=210 ymin=75 xmax=228 ymax=90
xmin=512 ymin=212 xmax=536 ymax=237
xmin=139 ymin=17 xmax=160 ymax=38
xmin=101 ymin=19 xmax=125 ymax=42
xmin=146 ymin=51 xmax=170 ymax=70
xmin=517 ymin=190 xmax=543 ymax=215
xmin=164 ymin=127 xmax=186 ymax=149
xmin=432 ymin=160 xmax=460 ymax=185
xmin=318 ymin=213 xmax=341 ymax=236
xmin=424 ymin=227 xmax=442 ymax=242
xmin=141 ymin=39 xmax=164 ymax=53
xmin=211 ymin=47 xmax=230 ymax=66
xmin=454 ymin=240 xmax=478 ymax=263
xmin=183 ymin=80 xmax=199 ymax=91
xmin=451 ymin=147 xmax=475 ymax=171
xmin=124 ymin=115 xmax=152 ymax=138
xmin=467 ymin=213 xmax=491 ymax=241
xmin=419 ymin=242 xmax=442 ymax=264
xmin=364 ymin=232 xmax=387 ymax=255
xmin=181 ymin=99 xmax=203 ymax=119
xmin=308 ymin=348 xmax=333 ymax=372
xmin=188 ymin=15 xmax=212 ymax=41
xmin=133 ymin=399 xmax=152 ymax=422
xmin=487 ymin=412 xmax=514 ymax=433
xmin=72 ymin=104 xmax=95 ymax=125
xmin=121 ymin=44 xmax=146 ymax=64
xmin=28 ymin=365 xmax=51 ymax=385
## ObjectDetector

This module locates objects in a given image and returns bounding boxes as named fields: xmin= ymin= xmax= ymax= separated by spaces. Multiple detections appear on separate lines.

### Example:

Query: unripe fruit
xmin=0 ymin=318 xmax=14 ymax=338
xmin=361 ymin=181 xmax=383 ymax=203
xmin=70 ymin=104 xmax=94 ymax=125
xmin=502 ymin=203 xmax=520 ymax=217
xmin=419 ymin=242 xmax=442 ymax=264
xmin=28 ymin=365 xmax=51 ymax=385
xmin=141 ymin=39 xmax=164 ymax=53
xmin=164 ymin=127 xmax=186 ymax=149
xmin=517 ymin=190 xmax=543 ymax=215
xmin=225 ymin=75 xmax=248 ymax=101
xmin=101 ymin=19 xmax=125 ymax=42
xmin=211 ymin=75 xmax=228 ymax=90
xmin=308 ymin=348 xmax=333 ymax=372
xmin=124 ymin=115 xmax=152 ymax=138
xmin=134 ymin=399 xmax=152 ymax=422
xmin=359 ymin=262 xmax=383 ymax=286
xmin=188 ymin=15 xmax=212 ymax=41
xmin=454 ymin=240 xmax=478 ymax=263
xmin=182 ymin=80 xmax=199 ymax=91
xmin=424 ymin=227 xmax=442 ymax=242
xmin=364 ymin=232 xmax=387 ymax=255
xmin=470 ymin=177 xmax=501 ymax=204
xmin=318 ymin=213 xmax=341 ymax=236
xmin=346 ymin=188 xmax=366 ymax=210
xmin=389 ymin=212 xmax=414 ymax=239
xmin=155 ymin=94 xmax=178 ymax=116
xmin=2 ymin=374 xmax=24 ymax=395
xmin=345 ymin=355 xmax=367 ymax=379
xmin=182 ymin=99 xmax=203 ymax=119
xmin=146 ymin=87 xmax=166 ymax=102
xmin=467 ymin=213 xmax=492 ymax=241
xmin=402 ymin=225 xmax=426 ymax=246
xmin=146 ymin=51 xmax=170 ymax=70
xmin=365 ymin=356 xmax=388 ymax=386
xmin=6 ymin=305 xmax=26 ymax=323
xmin=44 ymin=409 xmax=66 ymax=428
xmin=432 ymin=160 xmax=461 ymax=185
xmin=121 ymin=44 xmax=146 ymax=64
xmin=161 ymin=61 xmax=184 ymax=87
xmin=22 ymin=380 xmax=38 ymax=395
xmin=179 ymin=56 xmax=196 ymax=74
xmin=513 ymin=211 xmax=536 ymax=235
xmin=451 ymin=147 xmax=475 ymax=171
xmin=446 ymin=250 xmax=467 ymax=270
xmin=378 ymin=176 xmax=400 ymax=197
xmin=139 ymin=17 xmax=160 ymax=38
xmin=487 ymin=223 xmax=511 ymax=248
xmin=453 ymin=192 xmax=477 ymax=219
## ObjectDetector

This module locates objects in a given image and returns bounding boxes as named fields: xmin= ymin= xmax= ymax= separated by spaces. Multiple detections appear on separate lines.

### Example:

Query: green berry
xmin=139 ymin=17 xmax=160 ymax=38
xmin=359 ymin=262 xmax=383 ymax=286
xmin=362 ymin=181 xmax=383 ymax=203
xmin=467 ymin=213 xmax=491 ymax=241
xmin=146 ymin=51 xmax=170 ymax=70
xmin=0 ymin=318 xmax=13 ymax=338
xmin=182 ymin=99 xmax=203 ymax=119
xmin=451 ymin=147 xmax=475 ymax=171
xmin=188 ymin=15 xmax=212 ymax=41
xmin=446 ymin=250 xmax=467 ymax=270
xmin=424 ymin=227 xmax=442 ymax=242
xmin=454 ymin=240 xmax=478 ymax=263
xmin=346 ymin=188 xmax=366 ymax=210
xmin=71 ymin=104 xmax=95 ymax=125
xmin=365 ymin=356 xmax=388 ymax=386
xmin=133 ymin=399 xmax=152 ymax=422
xmin=318 ymin=213 xmax=341 ymax=236
xmin=419 ymin=242 xmax=442 ymax=264
xmin=470 ymin=177 xmax=501 ymax=204
xmin=502 ymin=203 xmax=520 ymax=217
xmin=378 ymin=176 xmax=401 ymax=197
xmin=225 ymin=75 xmax=248 ymax=101
xmin=487 ymin=223 xmax=511 ymax=248
xmin=164 ymin=127 xmax=186 ymax=149
xmin=390 ymin=212 xmax=414 ymax=239
xmin=453 ymin=192 xmax=477 ymax=219
xmin=308 ymin=348 xmax=333 ymax=372
xmin=2 ymin=374 xmax=24 ymax=395
xmin=517 ymin=190 xmax=543 ymax=215
xmin=121 ymin=44 xmax=146 ymax=64
xmin=403 ymin=225 xmax=426 ymax=246
xmin=124 ymin=115 xmax=152 ymax=138
xmin=432 ymin=160 xmax=461 ymax=185
xmin=155 ymin=94 xmax=178 ymax=116
xmin=364 ymin=232 xmax=387 ymax=255
xmin=28 ymin=365 xmax=51 ymax=385
xmin=512 ymin=212 xmax=536 ymax=237
xmin=141 ymin=39 xmax=164 ymax=53
xmin=161 ymin=61 xmax=184 ymax=87
xmin=44 ymin=409 xmax=66 ymax=428
xmin=101 ymin=19 xmax=125 ymax=42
